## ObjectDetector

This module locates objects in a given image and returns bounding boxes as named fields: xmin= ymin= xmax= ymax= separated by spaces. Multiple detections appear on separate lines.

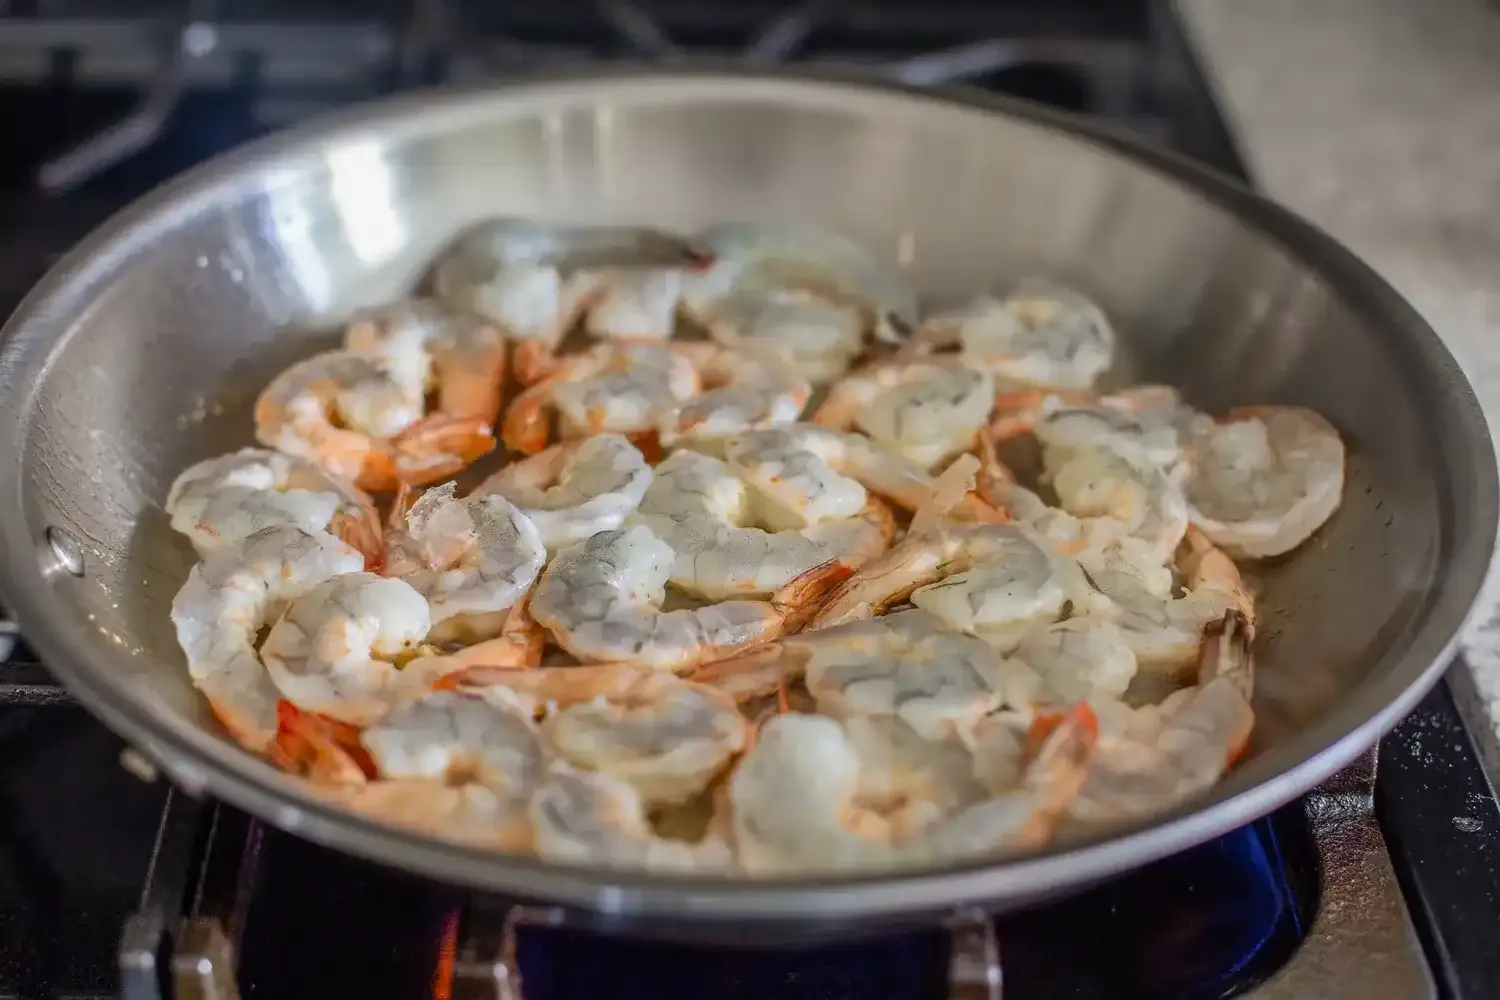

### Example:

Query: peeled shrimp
xmin=1048 ymin=446 xmax=1189 ymax=568
xmin=1083 ymin=526 xmax=1254 ymax=681
xmin=170 ymin=526 xmax=364 ymax=750
xmin=1068 ymin=611 xmax=1255 ymax=827
xmin=344 ymin=298 xmax=507 ymax=426
xmin=501 ymin=341 xmax=699 ymax=455
xmin=700 ymin=287 xmax=869 ymax=384
xmin=813 ymin=358 xmax=996 ymax=469
xmin=916 ymin=279 xmax=1115 ymax=390
xmin=631 ymin=449 xmax=893 ymax=600
xmin=728 ymin=705 xmax=1095 ymax=875
xmin=990 ymin=386 xmax=1206 ymax=481
xmin=384 ymin=483 xmax=547 ymax=643
xmin=681 ymin=222 xmax=918 ymax=347
xmin=566 ymin=268 xmax=685 ymax=341
xmin=718 ymin=424 xmax=986 ymax=529
xmin=1184 ymin=405 xmax=1345 ymax=558
xmin=452 ymin=664 xmax=747 ymax=806
xmin=254 ymin=350 xmax=494 ymax=492
xmin=166 ymin=448 xmax=380 ymax=558
xmin=1009 ymin=617 xmax=1139 ymax=706
xmin=531 ymin=763 xmax=735 ymax=872
xmin=527 ymin=523 xmax=847 ymax=671
xmin=812 ymin=521 xmax=1093 ymax=650
xmin=355 ymin=690 xmax=549 ymax=849
xmin=260 ymin=572 xmax=432 ymax=725
xmin=475 ymin=433 xmax=652 ymax=552
xmin=431 ymin=219 xmax=710 ymax=383
xmin=658 ymin=343 xmax=811 ymax=445
xmin=702 ymin=610 xmax=1040 ymax=740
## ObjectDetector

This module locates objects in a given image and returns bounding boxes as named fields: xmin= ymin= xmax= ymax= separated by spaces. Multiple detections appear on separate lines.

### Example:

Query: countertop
xmin=1178 ymin=0 xmax=1500 ymax=749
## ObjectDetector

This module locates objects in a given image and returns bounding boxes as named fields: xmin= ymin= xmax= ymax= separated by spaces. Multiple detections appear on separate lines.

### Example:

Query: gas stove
xmin=1 ymin=3 xmax=1499 ymax=999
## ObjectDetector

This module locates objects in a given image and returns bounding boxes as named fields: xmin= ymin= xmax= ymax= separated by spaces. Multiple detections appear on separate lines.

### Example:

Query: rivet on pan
xmin=43 ymin=525 xmax=85 ymax=577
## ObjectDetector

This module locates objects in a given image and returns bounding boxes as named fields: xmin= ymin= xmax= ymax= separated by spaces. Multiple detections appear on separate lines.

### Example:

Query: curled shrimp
xmin=727 ymin=704 xmax=1096 ymax=875
xmin=1048 ymin=446 xmax=1190 ymax=568
xmin=384 ymin=483 xmax=547 ymax=644
xmin=915 ymin=279 xmax=1115 ymax=391
xmin=344 ymin=298 xmax=507 ymax=427
xmin=698 ymin=609 xmax=1041 ymax=741
xmin=658 ymin=343 xmax=811 ymax=445
xmin=170 ymin=526 xmax=365 ymax=750
xmin=1009 ymin=617 xmax=1139 ymax=707
xmin=1083 ymin=525 xmax=1254 ymax=682
xmin=166 ymin=447 xmax=381 ymax=560
xmin=1184 ymin=405 xmax=1345 ymax=558
xmin=1068 ymin=611 xmax=1255 ymax=828
xmin=450 ymin=664 xmax=747 ymax=806
xmin=681 ymin=222 xmax=917 ymax=344
xmin=631 ymin=449 xmax=894 ymax=601
xmin=431 ymin=218 xmax=711 ymax=384
xmin=501 ymin=341 xmax=700 ymax=456
xmin=699 ymin=287 xmax=869 ymax=384
xmin=351 ymin=690 xmax=549 ymax=849
xmin=527 ymin=523 xmax=850 ymax=671
xmin=260 ymin=572 xmax=432 ymax=725
xmin=991 ymin=386 xmax=1206 ymax=481
xmin=475 ymin=433 xmax=653 ymax=552
xmin=718 ymin=424 xmax=996 ymax=528
xmin=812 ymin=358 xmax=996 ymax=469
xmin=811 ymin=520 xmax=1093 ymax=650
xmin=566 ymin=268 xmax=685 ymax=342
xmin=254 ymin=350 xmax=495 ymax=492
xmin=531 ymin=763 xmax=736 ymax=872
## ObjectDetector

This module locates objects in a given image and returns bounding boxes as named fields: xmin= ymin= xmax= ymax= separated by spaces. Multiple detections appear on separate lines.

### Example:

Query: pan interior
xmin=0 ymin=75 xmax=1485 ymax=907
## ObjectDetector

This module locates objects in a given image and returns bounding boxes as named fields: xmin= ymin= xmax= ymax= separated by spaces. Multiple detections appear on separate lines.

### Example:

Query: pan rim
xmin=0 ymin=63 xmax=1494 ymax=925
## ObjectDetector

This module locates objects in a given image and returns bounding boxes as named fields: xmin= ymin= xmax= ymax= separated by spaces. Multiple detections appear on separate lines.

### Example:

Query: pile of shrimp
xmin=166 ymin=218 xmax=1347 ymax=876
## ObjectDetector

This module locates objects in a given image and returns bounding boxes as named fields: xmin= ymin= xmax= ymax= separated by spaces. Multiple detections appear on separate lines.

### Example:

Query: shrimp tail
xmin=690 ymin=643 xmax=807 ymax=704
xmin=1023 ymin=702 xmax=1098 ymax=818
xmin=360 ymin=415 xmax=497 ymax=491
xmin=1200 ymin=609 xmax=1256 ymax=703
xmin=501 ymin=379 xmax=558 ymax=455
xmin=771 ymin=557 xmax=857 ymax=633
xmin=433 ymin=345 xmax=508 ymax=427
xmin=269 ymin=700 xmax=377 ymax=785
xmin=328 ymin=509 xmax=386 ymax=572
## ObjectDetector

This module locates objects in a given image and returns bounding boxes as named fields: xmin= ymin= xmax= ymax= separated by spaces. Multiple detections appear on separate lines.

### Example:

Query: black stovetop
xmin=2 ymin=3 xmax=1499 ymax=999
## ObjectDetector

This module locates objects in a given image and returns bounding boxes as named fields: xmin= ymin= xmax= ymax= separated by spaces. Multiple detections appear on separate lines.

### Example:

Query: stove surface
xmin=0 ymin=3 xmax=1498 ymax=999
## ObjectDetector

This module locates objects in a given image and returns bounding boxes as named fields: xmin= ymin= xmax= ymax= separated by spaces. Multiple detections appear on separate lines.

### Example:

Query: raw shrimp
xmin=357 ymin=690 xmax=549 ymax=849
xmin=812 ymin=358 xmax=996 ymax=469
xmin=1184 ymin=405 xmax=1345 ymax=558
xmin=631 ymin=449 xmax=894 ymax=600
xmin=728 ymin=705 xmax=1096 ymax=875
xmin=170 ymin=526 xmax=364 ymax=750
xmin=1067 ymin=610 xmax=1255 ymax=827
xmin=166 ymin=448 xmax=380 ymax=559
xmin=260 ymin=572 xmax=432 ymax=725
xmin=811 ymin=521 xmax=1093 ymax=651
xmin=384 ymin=483 xmax=547 ymax=643
xmin=680 ymin=222 xmax=918 ymax=347
xmin=501 ymin=341 xmax=699 ymax=455
xmin=531 ymin=763 xmax=735 ymax=872
xmin=718 ymin=424 xmax=990 ymax=529
xmin=475 ymin=433 xmax=652 ymax=551
xmin=566 ymin=268 xmax=685 ymax=341
xmin=991 ymin=386 xmax=1206 ymax=480
xmin=431 ymin=219 xmax=711 ymax=384
xmin=658 ymin=343 xmax=811 ymax=445
xmin=344 ymin=298 xmax=507 ymax=425
xmin=699 ymin=287 xmax=869 ymax=384
xmin=1082 ymin=526 xmax=1254 ymax=681
xmin=1008 ymin=617 xmax=1138 ymax=706
xmin=701 ymin=610 xmax=1040 ymax=740
xmin=254 ymin=350 xmax=495 ymax=492
xmin=1048 ymin=446 xmax=1190 ymax=567
xmin=916 ymin=279 xmax=1115 ymax=391
xmin=527 ymin=523 xmax=848 ymax=671
xmin=450 ymin=664 xmax=747 ymax=805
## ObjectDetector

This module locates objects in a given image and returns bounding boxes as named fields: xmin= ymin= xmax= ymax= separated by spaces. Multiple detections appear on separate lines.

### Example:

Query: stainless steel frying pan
xmin=0 ymin=67 xmax=1493 ymax=938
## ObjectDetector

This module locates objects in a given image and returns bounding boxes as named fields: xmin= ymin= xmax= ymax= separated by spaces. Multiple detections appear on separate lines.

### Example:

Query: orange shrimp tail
xmin=269 ymin=700 xmax=376 ymax=785
xmin=774 ymin=558 xmax=857 ymax=632
xmin=434 ymin=349 xmax=507 ymax=428
xmin=1024 ymin=703 xmax=1100 ymax=761
xmin=361 ymin=415 xmax=496 ymax=492
xmin=328 ymin=510 xmax=387 ymax=572
xmin=501 ymin=383 xmax=556 ymax=456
